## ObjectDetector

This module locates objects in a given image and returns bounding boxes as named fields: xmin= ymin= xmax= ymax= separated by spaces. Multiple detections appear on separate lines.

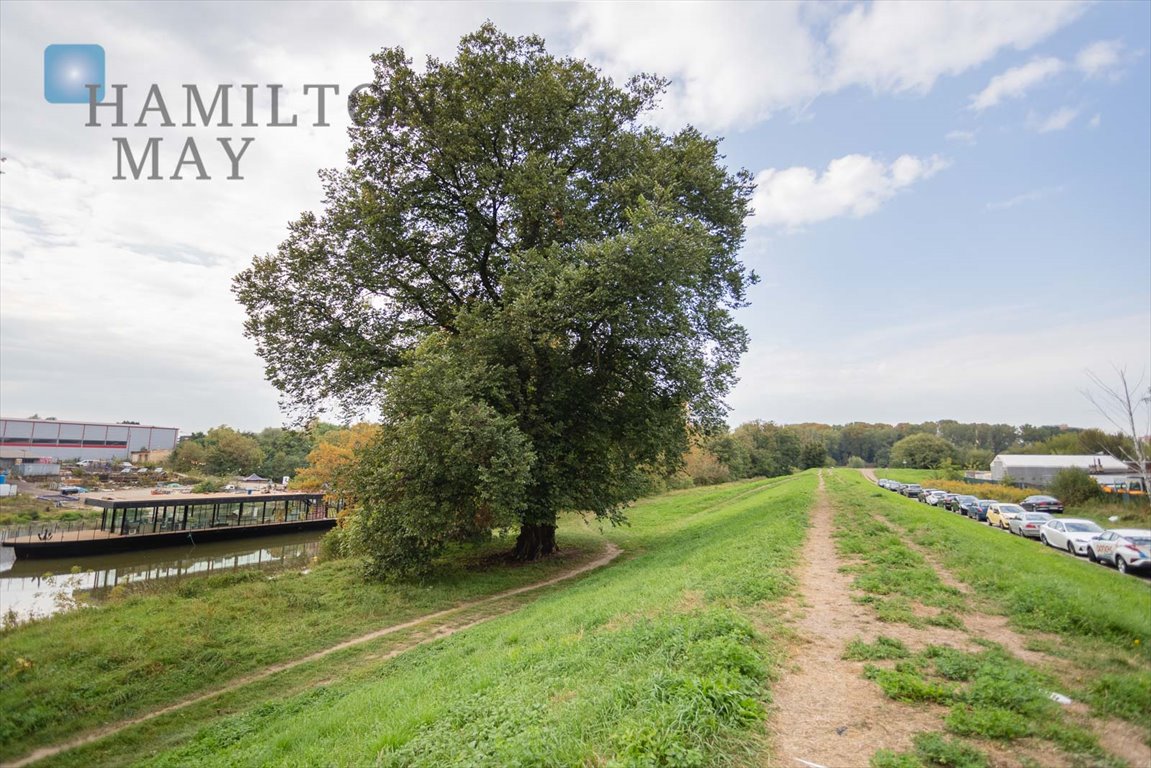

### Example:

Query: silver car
xmin=1086 ymin=529 xmax=1151 ymax=574
xmin=1008 ymin=511 xmax=1053 ymax=538
xmin=1040 ymin=518 xmax=1105 ymax=556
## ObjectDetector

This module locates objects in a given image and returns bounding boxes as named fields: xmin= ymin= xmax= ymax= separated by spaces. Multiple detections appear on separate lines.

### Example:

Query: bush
xmin=846 ymin=456 xmax=867 ymax=469
xmin=1049 ymin=468 xmax=1103 ymax=506
xmin=191 ymin=479 xmax=223 ymax=493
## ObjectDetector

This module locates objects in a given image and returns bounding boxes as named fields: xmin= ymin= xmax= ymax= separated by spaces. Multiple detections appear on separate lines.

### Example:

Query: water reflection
xmin=0 ymin=531 xmax=324 ymax=625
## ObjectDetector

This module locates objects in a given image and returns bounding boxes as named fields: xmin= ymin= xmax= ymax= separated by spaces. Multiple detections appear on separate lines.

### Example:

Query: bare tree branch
xmin=1081 ymin=366 xmax=1151 ymax=496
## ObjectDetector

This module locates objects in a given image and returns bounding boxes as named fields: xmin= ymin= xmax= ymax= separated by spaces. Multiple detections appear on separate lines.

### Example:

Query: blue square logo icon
xmin=44 ymin=44 xmax=105 ymax=103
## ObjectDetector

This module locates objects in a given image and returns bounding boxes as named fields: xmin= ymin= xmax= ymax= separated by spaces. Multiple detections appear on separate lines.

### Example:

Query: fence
xmin=0 ymin=502 xmax=336 ymax=546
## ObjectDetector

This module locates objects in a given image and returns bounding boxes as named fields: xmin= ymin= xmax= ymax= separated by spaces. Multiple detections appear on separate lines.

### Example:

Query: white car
xmin=925 ymin=491 xmax=948 ymax=506
xmin=1086 ymin=529 xmax=1151 ymax=574
xmin=1040 ymin=518 xmax=1105 ymax=556
xmin=1007 ymin=511 xmax=1053 ymax=538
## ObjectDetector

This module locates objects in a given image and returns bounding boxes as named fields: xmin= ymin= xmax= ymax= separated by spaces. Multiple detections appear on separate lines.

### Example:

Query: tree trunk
xmin=512 ymin=522 xmax=557 ymax=561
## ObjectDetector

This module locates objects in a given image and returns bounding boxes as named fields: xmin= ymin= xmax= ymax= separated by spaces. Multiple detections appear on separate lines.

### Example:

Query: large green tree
xmin=234 ymin=25 xmax=754 ymax=573
xmin=889 ymin=433 xmax=958 ymax=469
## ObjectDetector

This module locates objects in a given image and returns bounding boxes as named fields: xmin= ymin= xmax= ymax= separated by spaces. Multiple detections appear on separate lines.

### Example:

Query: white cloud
xmin=570 ymin=3 xmax=823 ymax=131
xmin=1089 ymin=113 xmax=1102 ymax=128
xmin=969 ymin=56 xmax=1065 ymax=111
xmin=751 ymin=154 xmax=948 ymax=229
xmin=945 ymin=129 xmax=977 ymax=145
xmin=828 ymin=1 xmax=1085 ymax=93
xmin=1029 ymin=106 xmax=1080 ymax=133
xmin=986 ymin=185 xmax=1065 ymax=210
xmin=1076 ymin=39 xmax=1124 ymax=78
xmin=572 ymin=0 xmax=1087 ymax=132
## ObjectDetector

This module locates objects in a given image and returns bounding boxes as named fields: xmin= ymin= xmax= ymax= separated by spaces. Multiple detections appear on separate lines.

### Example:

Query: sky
xmin=0 ymin=1 xmax=1148 ymax=436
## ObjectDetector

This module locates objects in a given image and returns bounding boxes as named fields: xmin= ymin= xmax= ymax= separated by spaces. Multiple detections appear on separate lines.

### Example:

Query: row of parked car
xmin=877 ymin=479 xmax=1151 ymax=575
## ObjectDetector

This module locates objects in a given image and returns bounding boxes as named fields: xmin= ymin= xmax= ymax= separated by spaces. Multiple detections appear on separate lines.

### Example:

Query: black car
xmin=952 ymin=495 xmax=978 ymax=514
xmin=937 ymin=492 xmax=959 ymax=510
xmin=1020 ymin=495 xmax=1064 ymax=514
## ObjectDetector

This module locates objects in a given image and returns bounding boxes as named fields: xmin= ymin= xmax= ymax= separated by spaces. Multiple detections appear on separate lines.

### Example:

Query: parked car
xmin=956 ymin=496 xmax=982 ymax=517
xmin=937 ymin=492 xmax=959 ymax=510
xmin=986 ymin=502 xmax=1027 ymax=530
xmin=917 ymin=488 xmax=940 ymax=502
xmin=901 ymin=484 xmax=923 ymax=498
xmin=1007 ymin=511 xmax=1053 ymax=538
xmin=968 ymin=499 xmax=997 ymax=522
xmin=58 ymin=485 xmax=88 ymax=495
xmin=1086 ymin=529 xmax=1151 ymax=574
xmin=1020 ymin=495 xmax=1064 ymax=514
xmin=1040 ymin=518 xmax=1104 ymax=555
xmin=925 ymin=491 xmax=949 ymax=506
xmin=945 ymin=494 xmax=976 ymax=513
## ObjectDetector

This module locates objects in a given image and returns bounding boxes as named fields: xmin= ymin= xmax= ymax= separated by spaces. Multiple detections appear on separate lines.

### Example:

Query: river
xmin=0 ymin=530 xmax=325 ymax=625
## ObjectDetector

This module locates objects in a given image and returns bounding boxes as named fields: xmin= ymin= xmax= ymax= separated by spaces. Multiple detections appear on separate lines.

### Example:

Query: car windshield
xmin=958 ymin=496 xmax=976 ymax=502
xmin=1128 ymin=537 xmax=1151 ymax=546
xmin=1024 ymin=513 xmax=1051 ymax=520
xmin=1065 ymin=522 xmax=1103 ymax=533
xmin=1000 ymin=505 xmax=1025 ymax=514
xmin=1029 ymin=496 xmax=1057 ymax=502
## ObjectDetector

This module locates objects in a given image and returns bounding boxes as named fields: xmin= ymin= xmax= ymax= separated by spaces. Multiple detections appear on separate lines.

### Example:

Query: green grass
xmin=861 ymin=643 xmax=1124 ymax=765
xmin=0 ymin=493 xmax=103 ymax=526
xmin=10 ymin=475 xmax=817 ymax=767
xmin=830 ymin=482 xmax=966 ymax=628
xmin=0 ymin=524 xmax=609 ymax=760
xmin=843 ymin=636 xmax=912 ymax=661
xmin=829 ymin=470 xmax=1151 ymax=747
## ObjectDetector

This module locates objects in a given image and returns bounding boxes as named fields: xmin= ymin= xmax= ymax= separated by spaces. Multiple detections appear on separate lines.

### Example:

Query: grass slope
xmin=828 ymin=470 xmax=1151 ymax=742
xmin=1 ymin=527 xmax=613 ymax=760
xmin=39 ymin=474 xmax=815 ymax=768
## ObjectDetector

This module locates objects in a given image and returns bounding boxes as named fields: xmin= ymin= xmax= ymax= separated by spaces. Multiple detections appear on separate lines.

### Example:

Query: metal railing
xmin=0 ymin=507 xmax=336 ymax=545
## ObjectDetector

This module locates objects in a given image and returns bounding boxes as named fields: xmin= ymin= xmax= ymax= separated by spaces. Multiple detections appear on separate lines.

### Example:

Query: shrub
xmin=1049 ymin=468 xmax=1103 ymax=506
xmin=913 ymin=732 xmax=989 ymax=768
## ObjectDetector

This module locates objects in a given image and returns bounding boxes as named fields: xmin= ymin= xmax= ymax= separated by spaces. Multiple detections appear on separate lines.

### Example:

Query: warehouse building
xmin=0 ymin=418 xmax=179 ymax=462
xmin=989 ymin=453 xmax=1130 ymax=486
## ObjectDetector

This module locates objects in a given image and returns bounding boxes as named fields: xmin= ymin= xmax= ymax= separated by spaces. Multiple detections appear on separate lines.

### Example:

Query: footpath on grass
xmin=765 ymin=472 xmax=949 ymax=767
xmin=5 ymin=542 xmax=621 ymax=768
xmin=809 ymin=468 xmax=1149 ymax=768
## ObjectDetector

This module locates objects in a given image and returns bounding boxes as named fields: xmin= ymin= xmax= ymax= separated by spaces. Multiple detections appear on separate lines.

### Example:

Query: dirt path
xmin=854 ymin=470 xmax=1151 ymax=767
xmin=6 ymin=542 xmax=621 ymax=768
xmin=765 ymin=473 xmax=944 ymax=767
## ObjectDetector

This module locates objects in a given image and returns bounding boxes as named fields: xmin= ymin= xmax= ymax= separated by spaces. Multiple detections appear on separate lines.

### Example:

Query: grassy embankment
xmin=0 ymin=494 xmax=102 ymax=527
xmin=876 ymin=469 xmax=1149 ymax=527
xmin=4 ymin=474 xmax=816 ymax=767
xmin=1 ymin=523 xmax=614 ymax=760
xmin=828 ymin=470 xmax=1150 ymax=766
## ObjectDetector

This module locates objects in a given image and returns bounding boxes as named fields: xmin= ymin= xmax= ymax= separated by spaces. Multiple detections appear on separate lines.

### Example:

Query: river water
xmin=0 ymin=531 xmax=325 ymax=625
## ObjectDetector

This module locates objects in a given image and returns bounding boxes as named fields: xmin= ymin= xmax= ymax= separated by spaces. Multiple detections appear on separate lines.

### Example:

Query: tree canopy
xmin=234 ymin=25 xmax=756 ymax=574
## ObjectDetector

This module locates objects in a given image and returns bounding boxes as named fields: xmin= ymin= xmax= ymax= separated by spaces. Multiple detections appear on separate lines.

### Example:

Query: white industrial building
xmin=0 ymin=418 xmax=179 ymax=462
xmin=989 ymin=453 xmax=1131 ymax=486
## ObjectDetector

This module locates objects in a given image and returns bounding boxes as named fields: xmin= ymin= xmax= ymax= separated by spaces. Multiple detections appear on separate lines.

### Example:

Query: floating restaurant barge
xmin=1 ymin=492 xmax=337 ymax=559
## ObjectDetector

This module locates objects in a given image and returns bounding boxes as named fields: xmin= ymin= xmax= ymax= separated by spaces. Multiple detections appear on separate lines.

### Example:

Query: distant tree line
xmin=167 ymin=423 xmax=346 ymax=479
xmin=679 ymin=420 xmax=1140 ymax=484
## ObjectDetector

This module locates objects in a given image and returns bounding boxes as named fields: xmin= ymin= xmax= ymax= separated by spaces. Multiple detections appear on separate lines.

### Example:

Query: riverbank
xmin=0 ymin=525 xmax=613 ymax=761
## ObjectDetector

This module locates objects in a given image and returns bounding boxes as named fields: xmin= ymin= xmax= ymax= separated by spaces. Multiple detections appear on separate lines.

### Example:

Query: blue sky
xmin=0 ymin=1 xmax=1148 ymax=434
